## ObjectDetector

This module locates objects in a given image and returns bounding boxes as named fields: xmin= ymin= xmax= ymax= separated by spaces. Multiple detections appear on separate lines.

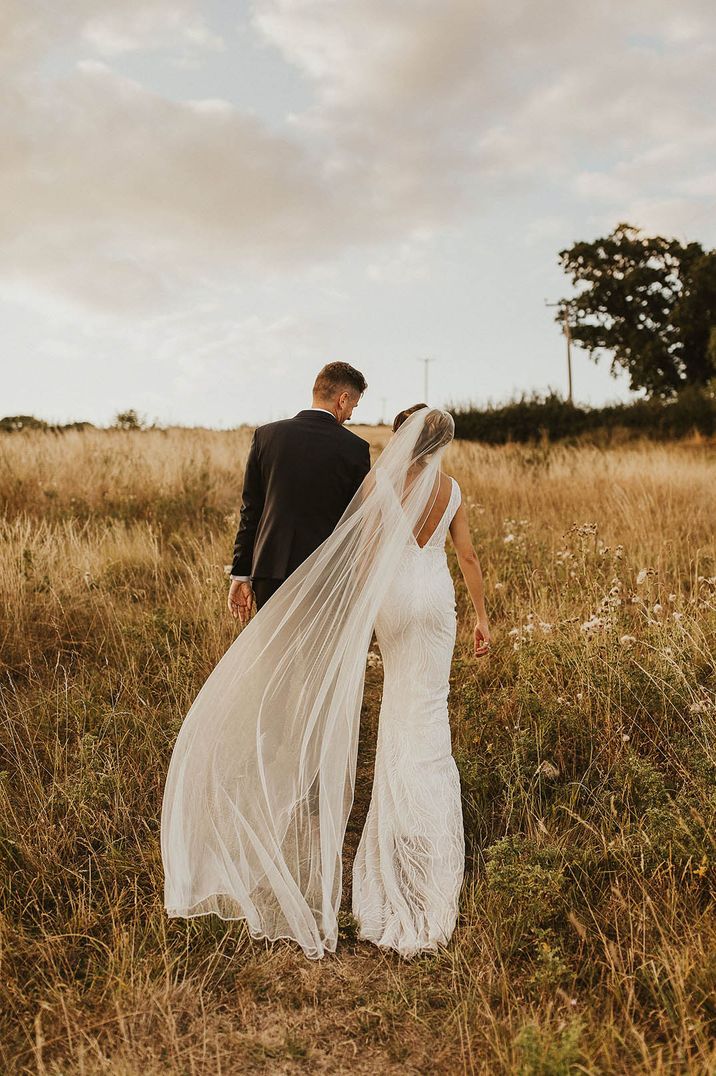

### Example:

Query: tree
xmin=709 ymin=327 xmax=716 ymax=373
xmin=557 ymin=223 xmax=716 ymax=397
xmin=0 ymin=415 xmax=49 ymax=431
xmin=113 ymin=409 xmax=145 ymax=430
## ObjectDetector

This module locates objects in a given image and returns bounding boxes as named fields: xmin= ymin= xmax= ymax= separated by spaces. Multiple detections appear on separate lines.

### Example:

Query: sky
xmin=1 ymin=0 xmax=715 ymax=428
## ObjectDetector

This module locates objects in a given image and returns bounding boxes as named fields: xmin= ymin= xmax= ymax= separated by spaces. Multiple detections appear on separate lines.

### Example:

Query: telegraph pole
xmin=418 ymin=357 xmax=437 ymax=402
xmin=545 ymin=301 xmax=574 ymax=404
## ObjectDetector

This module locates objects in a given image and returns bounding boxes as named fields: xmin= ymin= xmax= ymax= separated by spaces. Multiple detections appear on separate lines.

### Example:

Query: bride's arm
xmin=449 ymin=501 xmax=491 ymax=658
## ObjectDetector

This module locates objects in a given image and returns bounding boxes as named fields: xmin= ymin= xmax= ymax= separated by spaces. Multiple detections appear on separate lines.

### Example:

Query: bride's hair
xmin=392 ymin=403 xmax=428 ymax=432
xmin=394 ymin=404 xmax=454 ymax=463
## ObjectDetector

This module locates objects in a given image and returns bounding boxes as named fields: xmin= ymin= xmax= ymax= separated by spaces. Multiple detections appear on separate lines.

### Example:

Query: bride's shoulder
xmin=443 ymin=473 xmax=463 ymax=511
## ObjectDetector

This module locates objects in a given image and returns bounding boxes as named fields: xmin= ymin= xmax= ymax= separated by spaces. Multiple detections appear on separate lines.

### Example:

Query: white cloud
xmin=574 ymin=172 xmax=634 ymax=203
xmin=1 ymin=0 xmax=715 ymax=329
xmin=81 ymin=4 xmax=224 ymax=57
xmin=0 ymin=61 xmax=359 ymax=314
xmin=367 ymin=231 xmax=434 ymax=284
xmin=254 ymin=0 xmax=716 ymax=231
xmin=680 ymin=172 xmax=716 ymax=198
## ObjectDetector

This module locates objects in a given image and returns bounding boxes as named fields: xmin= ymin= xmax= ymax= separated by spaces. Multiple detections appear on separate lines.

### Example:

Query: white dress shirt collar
xmin=308 ymin=407 xmax=337 ymax=418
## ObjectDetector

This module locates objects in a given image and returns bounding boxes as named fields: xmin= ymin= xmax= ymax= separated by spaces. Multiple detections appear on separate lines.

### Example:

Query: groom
xmin=228 ymin=362 xmax=371 ymax=623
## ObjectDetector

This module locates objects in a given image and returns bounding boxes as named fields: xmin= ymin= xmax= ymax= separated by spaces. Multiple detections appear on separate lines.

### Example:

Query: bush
xmin=485 ymin=834 xmax=567 ymax=939
xmin=450 ymin=388 xmax=716 ymax=443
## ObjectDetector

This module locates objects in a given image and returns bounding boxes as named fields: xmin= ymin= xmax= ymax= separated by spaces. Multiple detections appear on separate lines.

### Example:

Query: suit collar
xmin=296 ymin=409 xmax=339 ymax=424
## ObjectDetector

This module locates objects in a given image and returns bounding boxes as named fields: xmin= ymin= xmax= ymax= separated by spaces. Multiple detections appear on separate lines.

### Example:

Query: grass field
xmin=1 ymin=426 xmax=715 ymax=1074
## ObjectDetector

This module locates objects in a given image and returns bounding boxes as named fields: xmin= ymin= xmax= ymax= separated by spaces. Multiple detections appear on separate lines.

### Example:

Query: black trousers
xmin=252 ymin=577 xmax=284 ymax=611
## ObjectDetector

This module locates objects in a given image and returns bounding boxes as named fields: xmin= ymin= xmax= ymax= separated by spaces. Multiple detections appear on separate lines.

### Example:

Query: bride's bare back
xmin=413 ymin=472 xmax=454 ymax=548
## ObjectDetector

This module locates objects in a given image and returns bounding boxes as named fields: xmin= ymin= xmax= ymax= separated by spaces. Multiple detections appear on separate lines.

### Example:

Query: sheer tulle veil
xmin=160 ymin=406 xmax=455 ymax=958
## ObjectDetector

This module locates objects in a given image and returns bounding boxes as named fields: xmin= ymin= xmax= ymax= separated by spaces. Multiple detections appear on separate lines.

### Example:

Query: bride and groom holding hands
xmin=161 ymin=362 xmax=491 ymax=959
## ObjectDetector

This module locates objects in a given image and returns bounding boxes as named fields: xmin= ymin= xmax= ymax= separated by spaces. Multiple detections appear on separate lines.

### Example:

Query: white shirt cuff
xmin=230 ymin=575 xmax=251 ymax=582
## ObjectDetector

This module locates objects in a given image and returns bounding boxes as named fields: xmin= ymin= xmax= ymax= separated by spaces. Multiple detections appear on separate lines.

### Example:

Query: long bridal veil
xmin=160 ymin=406 xmax=455 ymax=959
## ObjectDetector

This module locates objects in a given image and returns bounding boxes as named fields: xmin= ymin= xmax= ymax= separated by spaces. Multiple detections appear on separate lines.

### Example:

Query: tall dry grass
xmin=1 ymin=427 xmax=715 ymax=1074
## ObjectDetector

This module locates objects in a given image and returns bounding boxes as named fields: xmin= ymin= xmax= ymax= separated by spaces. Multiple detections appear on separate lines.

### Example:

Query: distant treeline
xmin=0 ymin=409 xmax=144 ymax=433
xmin=450 ymin=388 xmax=716 ymax=444
xmin=5 ymin=393 xmax=716 ymax=443
xmin=0 ymin=415 xmax=96 ymax=432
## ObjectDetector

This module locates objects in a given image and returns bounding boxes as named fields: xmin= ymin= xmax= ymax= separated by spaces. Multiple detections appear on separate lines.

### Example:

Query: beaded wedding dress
xmin=353 ymin=477 xmax=464 ymax=957
xmin=161 ymin=408 xmax=464 ymax=960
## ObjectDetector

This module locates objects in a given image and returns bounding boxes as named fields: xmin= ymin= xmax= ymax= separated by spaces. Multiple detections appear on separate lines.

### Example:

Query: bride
xmin=161 ymin=404 xmax=490 ymax=959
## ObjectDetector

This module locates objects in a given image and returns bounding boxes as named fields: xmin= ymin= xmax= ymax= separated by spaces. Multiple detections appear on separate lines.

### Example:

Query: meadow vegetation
xmin=1 ymin=427 xmax=715 ymax=1074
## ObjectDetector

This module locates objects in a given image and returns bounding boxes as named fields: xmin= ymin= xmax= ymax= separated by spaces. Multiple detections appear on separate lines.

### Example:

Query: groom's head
xmin=312 ymin=362 xmax=367 ymax=424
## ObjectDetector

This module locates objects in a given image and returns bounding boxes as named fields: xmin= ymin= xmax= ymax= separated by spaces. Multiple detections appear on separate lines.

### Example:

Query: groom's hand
xmin=228 ymin=580 xmax=254 ymax=625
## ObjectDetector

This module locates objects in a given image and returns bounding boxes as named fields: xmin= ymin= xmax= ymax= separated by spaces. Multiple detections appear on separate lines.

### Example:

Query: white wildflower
xmin=620 ymin=635 xmax=637 ymax=647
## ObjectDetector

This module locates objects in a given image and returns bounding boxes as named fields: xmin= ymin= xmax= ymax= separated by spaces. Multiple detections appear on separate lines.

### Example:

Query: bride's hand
xmin=474 ymin=619 xmax=491 ymax=658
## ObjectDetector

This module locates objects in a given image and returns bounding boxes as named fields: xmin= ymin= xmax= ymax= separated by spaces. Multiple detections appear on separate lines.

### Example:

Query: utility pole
xmin=545 ymin=300 xmax=574 ymax=404
xmin=417 ymin=357 xmax=437 ymax=402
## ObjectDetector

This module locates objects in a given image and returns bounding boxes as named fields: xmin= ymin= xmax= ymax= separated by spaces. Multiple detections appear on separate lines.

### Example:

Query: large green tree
xmin=558 ymin=223 xmax=716 ymax=396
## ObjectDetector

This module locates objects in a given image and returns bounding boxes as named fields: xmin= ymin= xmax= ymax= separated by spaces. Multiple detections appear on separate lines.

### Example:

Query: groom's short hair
xmin=313 ymin=362 xmax=367 ymax=399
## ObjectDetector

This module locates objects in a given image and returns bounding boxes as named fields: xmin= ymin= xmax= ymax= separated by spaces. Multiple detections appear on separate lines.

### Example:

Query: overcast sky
xmin=1 ymin=0 xmax=715 ymax=427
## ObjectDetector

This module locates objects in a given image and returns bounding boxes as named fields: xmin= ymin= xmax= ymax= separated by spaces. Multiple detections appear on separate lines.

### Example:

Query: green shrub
xmin=514 ymin=1014 xmax=585 ymax=1075
xmin=450 ymin=388 xmax=716 ymax=443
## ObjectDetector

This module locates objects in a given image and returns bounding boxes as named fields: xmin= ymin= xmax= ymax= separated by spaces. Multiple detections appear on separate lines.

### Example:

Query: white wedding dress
xmin=353 ymin=477 xmax=465 ymax=957
xmin=161 ymin=407 xmax=463 ymax=961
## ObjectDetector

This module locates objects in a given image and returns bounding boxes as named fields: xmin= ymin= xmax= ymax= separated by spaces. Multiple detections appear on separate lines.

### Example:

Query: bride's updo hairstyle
xmin=393 ymin=404 xmax=454 ymax=465
xmin=392 ymin=403 xmax=428 ymax=432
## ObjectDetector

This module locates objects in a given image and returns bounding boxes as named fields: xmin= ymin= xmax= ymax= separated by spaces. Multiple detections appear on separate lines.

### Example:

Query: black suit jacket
xmin=231 ymin=410 xmax=372 ymax=581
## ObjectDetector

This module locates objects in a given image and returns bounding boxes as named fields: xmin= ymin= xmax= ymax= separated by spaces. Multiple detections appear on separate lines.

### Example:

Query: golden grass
xmin=1 ymin=427 xmax=715 ymax=1074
